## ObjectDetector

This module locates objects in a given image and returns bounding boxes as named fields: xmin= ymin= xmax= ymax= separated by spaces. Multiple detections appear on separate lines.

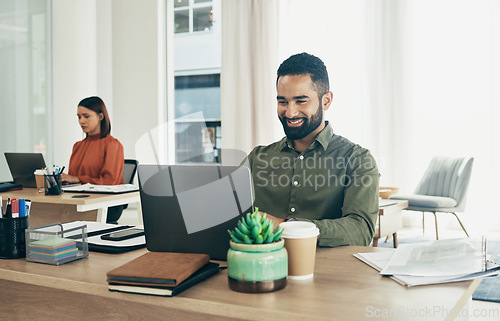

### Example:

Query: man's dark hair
xmin=276 ymin=52 xmax=330 ymax=98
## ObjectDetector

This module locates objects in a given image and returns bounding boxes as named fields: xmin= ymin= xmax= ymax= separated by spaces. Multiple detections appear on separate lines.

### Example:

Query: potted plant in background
xmin=227 ymin=208 xmax=287 ymax=293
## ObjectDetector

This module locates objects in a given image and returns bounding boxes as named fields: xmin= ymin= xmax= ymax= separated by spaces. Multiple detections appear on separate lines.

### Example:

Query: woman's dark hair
xmin=78 ymin=96 xmax=111 ymax=138
xmin=277 ymin=52 xmax=330 ymax=98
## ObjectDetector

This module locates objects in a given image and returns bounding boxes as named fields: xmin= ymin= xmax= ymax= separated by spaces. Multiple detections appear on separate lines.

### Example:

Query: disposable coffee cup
xmin=34 ymin=169 xmax=45 ymax=193
xmin=279 ymin=221 xmax=320 ymax=280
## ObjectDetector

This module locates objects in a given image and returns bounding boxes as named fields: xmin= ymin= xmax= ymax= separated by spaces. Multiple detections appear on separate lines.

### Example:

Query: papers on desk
xmin=62 ymin=183 xmax=138 ymax=194
xmin=355 ymin=237 xmax=500 ymax=286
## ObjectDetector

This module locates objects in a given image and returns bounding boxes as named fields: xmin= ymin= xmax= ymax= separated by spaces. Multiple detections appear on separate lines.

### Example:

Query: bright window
xmin=174 ymin=0 xmax=213 ymax=34
xmin=0 ymin=0 xmax=52 ymax=181
xmin=174 ymin=74 xmax=220 ymax=163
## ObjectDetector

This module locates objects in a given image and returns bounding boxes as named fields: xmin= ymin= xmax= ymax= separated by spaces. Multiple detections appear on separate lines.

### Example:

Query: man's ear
xmin=322 ymin=91 xmax=333 ymax=111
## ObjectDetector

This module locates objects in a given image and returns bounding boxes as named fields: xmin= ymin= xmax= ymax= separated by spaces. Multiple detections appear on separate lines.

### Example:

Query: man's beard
xmin=279 ymin=104 xmax=323 ymax=140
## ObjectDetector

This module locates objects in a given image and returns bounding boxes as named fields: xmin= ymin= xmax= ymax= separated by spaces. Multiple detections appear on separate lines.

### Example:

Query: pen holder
xmin=25 ymin=223 xmax=88 ymax=265
xmin=0 ymin=216 xmax=29 ymax=259
xmin=44 ymin=173 xmax=62 ymax=195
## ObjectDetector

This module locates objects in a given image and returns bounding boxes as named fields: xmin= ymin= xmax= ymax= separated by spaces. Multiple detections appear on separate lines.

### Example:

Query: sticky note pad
xmin=29 ymin=236 xmax=76 ymax=249
xmin=30 ymin=248 xmax=78 ymax=261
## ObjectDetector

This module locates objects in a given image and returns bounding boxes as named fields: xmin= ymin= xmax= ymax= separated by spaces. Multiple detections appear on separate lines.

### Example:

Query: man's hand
xmin=262 ymin=212 xmax=285 ymax=227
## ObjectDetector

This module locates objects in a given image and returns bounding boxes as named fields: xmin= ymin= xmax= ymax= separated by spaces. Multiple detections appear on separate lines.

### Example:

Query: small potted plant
xmin=226 ymin=207 xmax=287 ymax=293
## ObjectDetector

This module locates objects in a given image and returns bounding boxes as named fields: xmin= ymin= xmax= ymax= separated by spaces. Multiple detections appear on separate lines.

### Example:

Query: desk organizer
xmin=44 ymin=173 xmax=63 ymax=195
xmin=0 ymin=216 xmax=29 ymax=259
xmin=25 ymin=223 xmax=88 ymax=265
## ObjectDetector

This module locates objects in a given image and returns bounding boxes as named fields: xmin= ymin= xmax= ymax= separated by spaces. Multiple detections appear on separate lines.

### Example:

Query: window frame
xmin=173 ymin=0 xmax=213 ymax=34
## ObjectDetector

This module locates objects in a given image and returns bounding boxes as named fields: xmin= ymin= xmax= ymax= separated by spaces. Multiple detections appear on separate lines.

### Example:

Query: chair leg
xmin=392 ymin=232 xmax=398 ymax=248
xmin=372 ymin=237 xmax=379 ymax=247
xmin=433 ymin=212 xmax=439 ymax=240
xmin=422 ymin=212 xmax=425 ymax=235
xmin=450 ymin=212 xmax=470 ymax=237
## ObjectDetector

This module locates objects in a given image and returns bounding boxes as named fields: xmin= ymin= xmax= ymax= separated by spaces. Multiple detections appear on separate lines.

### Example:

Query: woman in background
xmin=61 ymin=96 xmax=125 ymax=224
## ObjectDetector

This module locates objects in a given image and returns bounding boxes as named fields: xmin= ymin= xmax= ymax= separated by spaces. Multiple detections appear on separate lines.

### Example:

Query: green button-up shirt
xmin=247 ymin=122 xmax=379 ymax=247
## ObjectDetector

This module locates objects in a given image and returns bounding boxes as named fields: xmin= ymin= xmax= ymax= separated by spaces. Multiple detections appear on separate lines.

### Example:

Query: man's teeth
xmin=289 ymin=119 xmax=302 ymax=124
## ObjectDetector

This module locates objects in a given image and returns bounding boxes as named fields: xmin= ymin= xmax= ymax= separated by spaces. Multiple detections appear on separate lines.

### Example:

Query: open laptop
xmin=4 ymin=152 xmax=46 ymax=188
xmin=137 ymin=164 xmax=254 ymax=260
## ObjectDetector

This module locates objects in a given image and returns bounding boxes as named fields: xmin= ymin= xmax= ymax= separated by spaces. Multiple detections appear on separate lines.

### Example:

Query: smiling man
xmin=247 ymin=53 xmax=380 ymax=247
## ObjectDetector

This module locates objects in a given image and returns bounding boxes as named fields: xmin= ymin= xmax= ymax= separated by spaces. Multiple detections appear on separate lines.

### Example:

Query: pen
xmin=25 ymin=199 xmax=31 ymax=217
xmin=11 ymin=198 xmax=19 ymax=218
xmin=18 ymin=199 xmax=26 ymax=217
xmin=4 ymin=198 xmax=12 ymax=218
xmin=59 ymin=166 xmax=65 ymax=175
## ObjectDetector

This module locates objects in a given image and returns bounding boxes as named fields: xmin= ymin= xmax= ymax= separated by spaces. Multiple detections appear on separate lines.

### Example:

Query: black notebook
xmin=108 ymin=262 xmax=220 ymax=297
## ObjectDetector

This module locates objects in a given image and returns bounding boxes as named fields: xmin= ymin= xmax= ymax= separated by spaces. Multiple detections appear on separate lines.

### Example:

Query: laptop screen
xmin=138 ymin=164 xmax=254 ymax=260
xmin=4 ymin=153 xmax=46 ymax=188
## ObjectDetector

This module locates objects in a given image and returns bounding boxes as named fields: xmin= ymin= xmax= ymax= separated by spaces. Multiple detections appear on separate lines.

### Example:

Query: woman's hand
xmin=61 ymin=173 xmax=80 ymax=184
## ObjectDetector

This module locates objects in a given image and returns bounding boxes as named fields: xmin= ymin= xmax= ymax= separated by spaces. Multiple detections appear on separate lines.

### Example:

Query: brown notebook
xmin=107 ymin=252 xmax=210 ymax=287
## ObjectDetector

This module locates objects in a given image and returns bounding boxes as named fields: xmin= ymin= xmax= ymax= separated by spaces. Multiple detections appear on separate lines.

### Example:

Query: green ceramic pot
xmin=227 ymin=239 xmax=288 ymax=293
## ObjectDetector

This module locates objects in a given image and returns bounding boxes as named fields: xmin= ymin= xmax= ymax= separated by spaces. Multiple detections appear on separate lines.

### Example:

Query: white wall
xmin=52 ymin=0 xmax=164 ymax=166
xmin=52 ymin=0 xmax=100 ymax=167
xmin=111 ymin=0 xmax=163 ymax=160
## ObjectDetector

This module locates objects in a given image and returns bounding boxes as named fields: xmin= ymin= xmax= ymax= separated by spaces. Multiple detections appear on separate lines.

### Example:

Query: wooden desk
xmin=0 ymin=246 xmax=478 ymax=321
xmin=373 ymin=200 xmax=409 ymax=248
xmin=0 ymin=188 xmax=140 ymax=227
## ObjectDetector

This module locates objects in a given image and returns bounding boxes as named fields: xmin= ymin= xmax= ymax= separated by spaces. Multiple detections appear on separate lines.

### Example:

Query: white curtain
xmin=394 ymin=0 xmax=500 ymax=230
xmin=221 ymin=0 xmax=500 ymax=230
xmin=220 ymin=0 xmax=283 ymax=154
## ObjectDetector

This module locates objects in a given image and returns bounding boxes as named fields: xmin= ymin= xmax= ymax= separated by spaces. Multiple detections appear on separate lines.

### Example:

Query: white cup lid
xmin=279 ymin=221 xmax=319 ymax=239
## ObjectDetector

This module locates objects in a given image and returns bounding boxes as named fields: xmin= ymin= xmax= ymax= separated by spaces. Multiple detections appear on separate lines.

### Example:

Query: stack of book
xmin=355 ymin=237 xmax=500 ymax=287
xmin=28 ymin=236 xmax=78 ymax=263
xmin=107 ymin=252 xmax=220 ymax=297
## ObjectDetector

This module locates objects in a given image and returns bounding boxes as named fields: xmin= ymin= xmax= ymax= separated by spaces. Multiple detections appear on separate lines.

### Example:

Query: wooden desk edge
xmin=0 ymin=267 xmax=333 ymax=321
xmin=0 ymin=246 xmax=479 ymax=321
xmin=1 ymin=189 xmax=140 ymax=221
xmin=379 ymin=200 xmax=409 ymax=215
xmin=0 ymin=188 xmax=140 ymax=206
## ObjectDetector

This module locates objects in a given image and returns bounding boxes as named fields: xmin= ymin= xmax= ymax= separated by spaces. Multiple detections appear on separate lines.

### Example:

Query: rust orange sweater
xmin=68 ymin=134 xmax=124 ymax=185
